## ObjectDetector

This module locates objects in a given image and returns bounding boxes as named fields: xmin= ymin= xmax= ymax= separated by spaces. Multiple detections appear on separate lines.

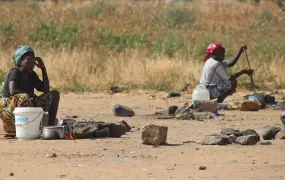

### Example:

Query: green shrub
xmin=193 ymin=33 xmax=214 ymax=59
xmin=30 ymin=21 xmax=81 ymax=48
xmin=77 ymin=0 xmax=117 ymax=18
xmin=152 ymin=31 xmax=186 ymax=57
xmin=162 ymin=4 xmax=196 ymax=28
xmin=261 ymin=8 xmax=273 ymax=22
xmin=96 ymin=28 xmax=149 ymax=51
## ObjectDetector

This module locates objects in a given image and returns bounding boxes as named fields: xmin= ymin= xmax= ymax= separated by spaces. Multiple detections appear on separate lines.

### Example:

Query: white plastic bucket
xmin=13 ymin=107 xmax=44 ymax=140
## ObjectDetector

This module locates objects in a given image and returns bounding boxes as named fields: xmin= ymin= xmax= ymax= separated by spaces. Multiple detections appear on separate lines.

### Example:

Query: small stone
xmin=113 ymin=104 xmax=135 ymax=117
xmin=199 ymin=166 xmax=206 ymax=170
xmin=46 ymin=153 xmax=57 ymax=158
xmin=236 ymin=135 xmax=260 ymax=145
xmin=168 ymin=106 xmax=178 ymax=115
xmin=202 ymin=134 xmax=231 ymax=145
xmin=9 ymin=172 xmax=14 ymax=176
xmin=258 ymin=141 xmax=272 ymax=145
xmin=276 ymin=128 xmax=285 ymax=139
xmin=142 ymin=124 xmax=168 ymax=145
xmin=182 ymin=140 xmax=196 ymax=144
xmin=261 ymin=126 xmax=281 ymax=140
xmin=167 ymin=92 xmax=181 ymax=98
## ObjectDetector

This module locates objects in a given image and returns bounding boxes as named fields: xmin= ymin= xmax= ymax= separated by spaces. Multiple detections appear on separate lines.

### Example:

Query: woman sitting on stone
xmin=199 ymin=44 xmax=254 ymax=103
xmin=0 ymin=46 xmax=60 ymax=136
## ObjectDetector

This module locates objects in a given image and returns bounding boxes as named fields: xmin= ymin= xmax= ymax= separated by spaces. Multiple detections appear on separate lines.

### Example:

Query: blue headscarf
xmin=13 ymin=46 xmax=34 ymax=67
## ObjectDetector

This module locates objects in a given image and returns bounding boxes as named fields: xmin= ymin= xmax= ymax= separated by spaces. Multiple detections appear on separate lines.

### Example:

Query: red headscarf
xmin=203 ymin=43 xmax=225 ymax=62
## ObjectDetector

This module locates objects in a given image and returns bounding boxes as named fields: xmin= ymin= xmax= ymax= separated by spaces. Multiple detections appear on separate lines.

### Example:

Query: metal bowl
xmin=42 ymin=126 xmax=65 ymax=140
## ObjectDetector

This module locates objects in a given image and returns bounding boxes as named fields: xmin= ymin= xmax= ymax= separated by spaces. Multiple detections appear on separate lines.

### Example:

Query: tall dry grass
xmin=0 ymin=48 xmax=201 ymax=91
xmin=0 ymin=0 xmax=285 ymax=92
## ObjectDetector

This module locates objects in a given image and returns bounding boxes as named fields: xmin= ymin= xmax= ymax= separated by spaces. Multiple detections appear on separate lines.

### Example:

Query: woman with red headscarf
xmin=199 ymin=44 xmax=253 ymax=103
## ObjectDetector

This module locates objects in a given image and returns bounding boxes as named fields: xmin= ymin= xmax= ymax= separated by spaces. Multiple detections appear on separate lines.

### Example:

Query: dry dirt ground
xmin=0 ymin=91 xmax=285 ymax=180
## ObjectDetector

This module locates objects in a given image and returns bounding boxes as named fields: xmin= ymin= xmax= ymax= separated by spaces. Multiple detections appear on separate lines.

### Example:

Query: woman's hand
xmin=244 ymin=69 xmax=254 ymax=76
xmin=35 ymin=57 xmax=46 ymax=70
xmin=239 ymin=45 xmax=248 ymax=53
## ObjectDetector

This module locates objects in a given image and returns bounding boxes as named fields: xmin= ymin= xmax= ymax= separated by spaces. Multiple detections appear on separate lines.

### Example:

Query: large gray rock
xmin=142 ymin=124 xmax=168 ymax=145
xmin=276 ymin=128 xmax=285 ymax=139
xmin=193 ymin=100 xmax=218 ymax=114
xmin=241 ymin=129 xmax=259 ymax=137
xmin=113 ymin=104 xmax=135 ymax=117
xmin=228 ymin=134 xmax=237 ymax=143
xmin=220 ymin=128 xmax=242 ymax=136
xmin=236 ymin=135 xmax=260 ymax=145
xmin=107 ymin=122 xmax=128 ymax=138
xmin=261 ymin=126 xmax=281 ymax=140
xmin=202 ymin=134 xmax=231 ymax=145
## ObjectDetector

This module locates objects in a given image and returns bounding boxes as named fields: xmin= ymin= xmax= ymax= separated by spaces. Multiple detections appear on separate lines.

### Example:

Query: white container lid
xmin=13 ymin=107 xmax=43 ymax=114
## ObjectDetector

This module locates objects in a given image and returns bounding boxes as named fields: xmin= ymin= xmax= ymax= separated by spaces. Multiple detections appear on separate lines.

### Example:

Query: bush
xmin=30 ymin=21 xmax=81 ymax=48
xmin=96 ymin=28 xmax=149 ymax=51
xmin=0 ymin=23 xmax=15 ymax=46
xmin=152 ymin=31 xmax=186 ymax=57
xmin=77 ymin=0 xmax=117 ymax=18
xmin=162 ymin=4 xmax=196 ymax=28
xmin=193 ymin=33 xmax=215 ymax=59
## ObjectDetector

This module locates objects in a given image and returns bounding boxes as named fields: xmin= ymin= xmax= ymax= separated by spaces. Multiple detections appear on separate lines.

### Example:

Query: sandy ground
xmin=0 ymin=91 xmax=285 ymax=180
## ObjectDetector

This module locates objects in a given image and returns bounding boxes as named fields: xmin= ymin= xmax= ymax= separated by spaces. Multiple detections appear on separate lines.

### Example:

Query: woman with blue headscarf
xmin=0 ymin=46 xmax=60 ymax=136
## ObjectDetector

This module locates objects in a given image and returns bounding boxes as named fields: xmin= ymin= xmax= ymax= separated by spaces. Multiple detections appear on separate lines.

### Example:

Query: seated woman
xmin=200 ymin=44 xmax=254 ymax=103
xmin=0 ymin=46 xmax=60 ymax=135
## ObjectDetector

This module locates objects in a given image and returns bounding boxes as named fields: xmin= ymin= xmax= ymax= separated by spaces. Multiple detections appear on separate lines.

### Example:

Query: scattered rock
xmin=120 ymin=120 xmax=132 ymax=132
xmin=142 ymin=124 xmax=168 ymax=145
xmin=175 ymin=109 xmax=194 ymax=120
xmin=220 ymin=128 xmax=242 ymax=136
xmin=202 ymin=134 xmax=231 ymax=145
xmin=167 ymin=92 xmax=181 ymax=98
xmin=193 ymin=112 xmax=213 ymax=120
xmin=46 ymin=153 xmax=57 ymax=158
xmin=113 ymin=104 xmax=135 ymax=117
xmin=236 ymin=135 xmax=260 ymax=145
xmin=241 ymin=129 xmax=259 ymax=137
xmin=228 ymin=134 xmax=237 ymax=143
xmin=261 ymin=126 xmax=281 ymax=140
xmin=9 ymin=172 xmax=14 ymax=176
xmin=193 ymin=100 xmax=218 ymax=114
xmin=108 ymin=123 xmax=128 ymax=138
xmin=258 ymin=141 xmax=272 ymax=145
xmin=108 ymin=86 xmax=123 ymax=94
xmin=199 ymin=166 xmax=206 ymax=170
xmin=240 ymin=101 xmax=260 ymax=111
xmin=276 ymin=128 xmax=285 ymax=139
xmin=168 ymin=106 xmax=178 ymax=115
xmin=182 ymin=140 xmax=196 ymax=144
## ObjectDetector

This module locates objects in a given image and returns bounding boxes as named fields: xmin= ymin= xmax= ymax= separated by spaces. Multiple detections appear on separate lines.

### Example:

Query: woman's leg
xmin=48 ymin=90 xmax=60 ymax=125
xmin=217 ymin=80 xmax=237 ymax=103
xmin=0 ymin=94 xmax=33 ymax=134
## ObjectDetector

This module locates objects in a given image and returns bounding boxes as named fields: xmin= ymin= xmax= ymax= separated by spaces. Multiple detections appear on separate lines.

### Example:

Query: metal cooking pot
xmin=244 ymin=93 xmax=265 ymax=105
xmin=42 ymin=126 xmax=65 ymax=140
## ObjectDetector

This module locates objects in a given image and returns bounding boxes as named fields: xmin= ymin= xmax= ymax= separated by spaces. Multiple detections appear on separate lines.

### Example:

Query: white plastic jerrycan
xmin=192 ymin=84 xmax=210 ymax=104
